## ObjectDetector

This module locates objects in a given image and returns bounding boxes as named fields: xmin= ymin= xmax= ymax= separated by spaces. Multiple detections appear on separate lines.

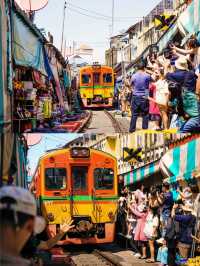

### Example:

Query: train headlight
xmin=47 ymin=213 xmax=55 ymax=222
xmin=49 ymin=157 xmax=55 ymax=164
xmin=70 ymin=147 xmax=90 ymax=158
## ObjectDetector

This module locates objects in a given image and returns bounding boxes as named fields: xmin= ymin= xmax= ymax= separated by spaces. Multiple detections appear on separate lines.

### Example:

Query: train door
xmin=71 ymin=166 xmax=88 ymax=195
xmin=70 ymin=165 xmax=89 ymax=216
xmin=93 ymin=72 xmax=103 ymax=102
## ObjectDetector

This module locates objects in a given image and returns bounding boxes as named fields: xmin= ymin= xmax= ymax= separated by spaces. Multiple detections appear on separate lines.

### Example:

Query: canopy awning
xmin=124 ymin=160 xmax=160 ymax=186
xmin=0 ymin=0 xmax=12 ymax=133
xmin=157 ymin=23 xmax=179 ymax=52
xmin=178 ymin=0 xmax=200 ymax=36
xmin=160 ymin=137 xmax=200 ymax=183
xmin=13 ymin=12 xmax=47 ymax=76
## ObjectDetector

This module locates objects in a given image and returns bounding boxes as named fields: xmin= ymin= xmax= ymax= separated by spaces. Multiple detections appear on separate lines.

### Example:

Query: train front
xmin=38 ymin=147 xmax=118 ymax=245
xmin=79 ymin=64 xmax=114 ymax=108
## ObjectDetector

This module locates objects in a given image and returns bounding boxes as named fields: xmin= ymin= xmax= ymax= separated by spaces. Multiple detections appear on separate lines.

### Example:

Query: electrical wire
xmin=67 ymin=6 xmax=111 ymax=21
xmin=67 ymin=2 xmax=143 ymax=20
xmin=67 ymin=6 xmax=142 ymax=22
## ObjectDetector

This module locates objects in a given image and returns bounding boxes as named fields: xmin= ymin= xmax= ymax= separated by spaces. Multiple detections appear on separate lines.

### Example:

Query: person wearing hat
xmin=0 ymin=186 xmax=46 ymax=266
xmin=171 ymin=203 xmax=196 ymax=259
xmin=166 ymin=56 xmax=199 ymax=126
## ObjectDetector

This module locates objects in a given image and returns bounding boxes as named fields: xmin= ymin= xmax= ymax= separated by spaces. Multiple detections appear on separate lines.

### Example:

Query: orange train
xmin=79 ymin=64 xmax=114 ymax=108
xmin=30 ymin=147 xmax=118 ymax=245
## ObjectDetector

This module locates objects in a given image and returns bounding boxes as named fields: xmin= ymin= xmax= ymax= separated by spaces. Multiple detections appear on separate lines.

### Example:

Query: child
xmin=157 ymin=239 xmax=168 ymax=266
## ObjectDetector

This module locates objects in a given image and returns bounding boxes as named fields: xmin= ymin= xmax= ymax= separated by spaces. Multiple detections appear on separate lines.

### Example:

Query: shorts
xmin=138 ymin=241 xmax=148 ymax=247
xmin=150 ymin=114 xmax=161 ymax=121
xmin=158 ymin=104 xmax=168 ymax=112
xmin=178 ymin=242 xmax=191 ymax=249
xmin=148 ymin=236 xmax=157 ymax=241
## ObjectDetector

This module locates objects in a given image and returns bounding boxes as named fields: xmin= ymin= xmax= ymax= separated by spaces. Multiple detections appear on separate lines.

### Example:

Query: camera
xmin=163 ymin=48 xmax=172 ymax=60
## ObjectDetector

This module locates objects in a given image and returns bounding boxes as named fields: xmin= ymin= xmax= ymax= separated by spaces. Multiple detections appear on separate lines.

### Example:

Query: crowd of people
xmin=114 ymin=36 xmax=200 ymax=133
xmin=1 ymin=182 xmax=200 ymax=266
xmin=117 ymin=182 xmax=200 ymax=265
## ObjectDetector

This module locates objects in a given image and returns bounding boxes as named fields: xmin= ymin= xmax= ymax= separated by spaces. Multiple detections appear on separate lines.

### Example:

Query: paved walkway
xmin=114 ymin=250 xmax=159 ymax=266
xmin=86 ymin=110 xmax=116 ymax=133
xmin=110 ymin=111 xmax=155 ymax=132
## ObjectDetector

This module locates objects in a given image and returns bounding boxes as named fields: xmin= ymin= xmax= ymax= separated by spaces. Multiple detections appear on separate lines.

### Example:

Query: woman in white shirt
xmin=155 ymin=69 xmax=169 ymax=129
xmin=144 ymin=207 xmax=159 ymax=263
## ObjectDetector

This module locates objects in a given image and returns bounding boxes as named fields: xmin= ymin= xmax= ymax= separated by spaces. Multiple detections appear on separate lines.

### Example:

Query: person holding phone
xmin=129 ymin=62 xmax=152 ymax=132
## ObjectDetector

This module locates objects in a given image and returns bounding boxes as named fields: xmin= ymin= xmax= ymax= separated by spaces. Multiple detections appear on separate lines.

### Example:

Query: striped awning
xmin=124 ymin=160 xmax=160 ymax=186
xmin=157 ymin=23 xmax=178 ymax=52
xmin=160 ymin=137 xmax=200 ymax=183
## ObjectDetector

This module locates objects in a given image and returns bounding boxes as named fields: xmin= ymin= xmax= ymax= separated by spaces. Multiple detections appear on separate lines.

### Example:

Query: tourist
xmin=154 ymin=69 xmax=170 ymax=129
xmin=149 ymin=81 xmax=161 ymax=130
xmin=144 ymin=206 xmax=159 ymax=262
xmin=156 ymin=183 xmax=174 ymax=238
xmin=171 ymin=204 xmax=196 ymax=259
xmin=129 ymin=62 xmax=152 ymax=132
xmin=129 ymin=203 xmax=148 ymax=259
xmin=0 ymin=186 xmax=46 ymax=266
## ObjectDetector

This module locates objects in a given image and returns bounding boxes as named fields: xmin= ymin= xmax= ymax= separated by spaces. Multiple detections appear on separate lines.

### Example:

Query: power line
xmin=67 ymin=6 xmax=110 ymax=21
xmin=67 ymin=2 xmax=142 ymax=20
xmin=67 ymin=5 xmax=142 ymax=22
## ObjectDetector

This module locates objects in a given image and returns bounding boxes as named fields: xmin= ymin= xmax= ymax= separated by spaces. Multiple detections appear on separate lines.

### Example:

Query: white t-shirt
xmin=155 ymin=79 xmax=169 ymax=106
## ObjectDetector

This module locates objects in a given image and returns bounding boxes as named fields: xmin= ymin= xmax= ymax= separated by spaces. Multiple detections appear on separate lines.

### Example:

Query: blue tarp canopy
xmin=13 ymin=12 xmax=47 ymax=75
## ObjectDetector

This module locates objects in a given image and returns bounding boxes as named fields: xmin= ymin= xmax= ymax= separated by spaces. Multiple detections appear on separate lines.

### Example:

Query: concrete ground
xmin=86 ymin=110 xmax=116 ymax=133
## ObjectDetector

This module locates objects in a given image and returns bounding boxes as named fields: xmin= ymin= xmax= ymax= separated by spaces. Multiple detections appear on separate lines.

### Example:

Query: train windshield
xmin=82 ymin=74 xmax=91 ymax=84
xmin=45 ymin=168 xmax=67 ymax=190
xmin=103 ymin=73 xmax=112 ymax=83
xmin=93 ymin=73 xmax=100 ymax=85
xmin=94 ymin=168 xmax=114 ymax=190
xmin=72 ymin=166 xmax=88 ymax=191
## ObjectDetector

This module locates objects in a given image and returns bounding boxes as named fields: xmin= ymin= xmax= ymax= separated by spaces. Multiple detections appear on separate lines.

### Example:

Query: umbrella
xmin=14 ymin=0 xmax=48 ymax=11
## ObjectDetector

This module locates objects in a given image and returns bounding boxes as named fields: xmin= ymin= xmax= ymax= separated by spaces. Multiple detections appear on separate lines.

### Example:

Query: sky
xmin=34 ymin=0 xmax=161 ymax=63
xmin=26 ymin=133 xmax=80 ymax=180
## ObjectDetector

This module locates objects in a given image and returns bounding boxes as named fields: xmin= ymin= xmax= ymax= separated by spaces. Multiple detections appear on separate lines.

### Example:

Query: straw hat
xmin=175 ymin=57 xmax=188 ymax=71
xmin=182 ymin=205 xmax=196 ymax=216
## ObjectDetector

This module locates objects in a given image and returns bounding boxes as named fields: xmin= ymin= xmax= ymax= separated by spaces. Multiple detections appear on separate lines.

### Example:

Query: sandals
xmin=140 ymin=256 xmax=147 ymax=259
xmin=145 ymin=259 xmax=155 ymax=263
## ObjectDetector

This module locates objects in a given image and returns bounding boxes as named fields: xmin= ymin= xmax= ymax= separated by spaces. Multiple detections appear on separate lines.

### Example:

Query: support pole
xmin=112 ymin=0 xmax=114 ymax=35
xmin=61 ymin=1 xmax=67 ymax=54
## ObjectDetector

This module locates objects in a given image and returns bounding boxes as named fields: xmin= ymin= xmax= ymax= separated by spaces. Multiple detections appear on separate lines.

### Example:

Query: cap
xmin=0 ymin=186 xmax=46 ymax=234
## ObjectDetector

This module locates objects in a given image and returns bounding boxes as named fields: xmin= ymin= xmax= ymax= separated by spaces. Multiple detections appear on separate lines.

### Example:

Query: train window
xmin=82 ymin=74 xmax=91 ymax=84
xmin=45 ymin=168 xmax=67 ymax=190
xmin=93 ymin=73 xmax=100 ymax=85
xmin=94 ymin=168 xmax=114 ymax=190
xmin=103 ymin=73 xmax=112 ymax=83
xmin=72 ymin=166 xmax=88 ymax=191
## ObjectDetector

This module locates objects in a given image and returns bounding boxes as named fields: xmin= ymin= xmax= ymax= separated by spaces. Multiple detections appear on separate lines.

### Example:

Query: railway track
xmin=83 ymin=109 xmax=126 ymax=133
xmin=70 ymin=249 xmax=123 ymax=266
xmin=103 ymin=110 xmax=124 ymax=133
